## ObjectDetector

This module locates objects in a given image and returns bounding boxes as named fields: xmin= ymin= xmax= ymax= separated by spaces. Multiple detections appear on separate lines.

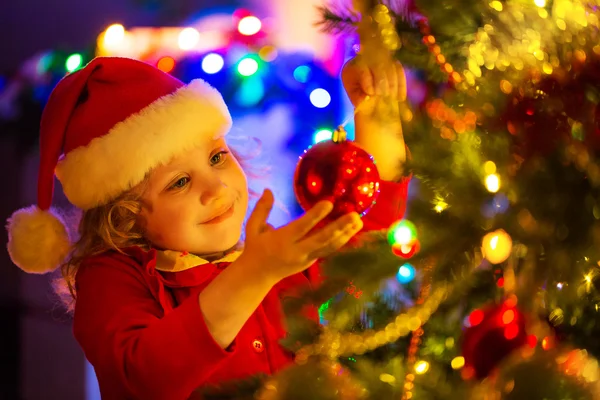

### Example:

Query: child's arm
xmin=74 ymin=191 xmax=363 ymax=399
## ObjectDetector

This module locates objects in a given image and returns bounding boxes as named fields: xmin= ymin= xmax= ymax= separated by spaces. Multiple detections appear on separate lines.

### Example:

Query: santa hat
xmin=6 ymin=57 xmax=231 ymax=274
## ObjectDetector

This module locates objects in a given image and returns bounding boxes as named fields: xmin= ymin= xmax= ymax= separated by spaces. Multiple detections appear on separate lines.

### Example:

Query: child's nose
xmin=199 ymin=175 xmax=228 ymax=206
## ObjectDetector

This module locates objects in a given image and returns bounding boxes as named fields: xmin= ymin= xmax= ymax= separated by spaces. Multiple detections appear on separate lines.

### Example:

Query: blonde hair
xmin=55 ymin=145 xmax=263 ymax=312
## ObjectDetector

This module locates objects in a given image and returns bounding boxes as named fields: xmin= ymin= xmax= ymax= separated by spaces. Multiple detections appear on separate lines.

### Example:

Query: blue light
xmin=309 ymin=88 xmax=331 ymax=108
xmin=234 ymin=76 xmax=264 ymax=107
xmin=293 ymin=65 xmax=311 ymax=83
xmin=313 ymin=129 xmax=333 ymax=143
xmin=493 ymin=194 xmax=509 ymax=213
xmin=201 ymin=53 xmax=224 ymax=74
xmin=397 ymin=264 xmax=416 ymax=284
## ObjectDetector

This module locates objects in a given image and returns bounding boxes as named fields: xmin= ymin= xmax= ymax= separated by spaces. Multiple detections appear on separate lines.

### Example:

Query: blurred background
xmin=0 ymin=0 xmax=366 ymax=398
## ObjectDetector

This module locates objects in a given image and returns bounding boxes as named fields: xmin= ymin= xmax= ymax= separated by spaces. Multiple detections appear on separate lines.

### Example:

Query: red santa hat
xmin=6 ymin=57 xmax=232 ymax=274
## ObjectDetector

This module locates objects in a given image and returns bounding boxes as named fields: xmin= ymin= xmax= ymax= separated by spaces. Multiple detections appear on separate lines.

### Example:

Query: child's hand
xmin=240 ymin=189 xmax=363 ymax=283
xmin=341 ymin=55 xmax=406 ymax=118
xmin=341 ymin=55 xmax=408 ymax=181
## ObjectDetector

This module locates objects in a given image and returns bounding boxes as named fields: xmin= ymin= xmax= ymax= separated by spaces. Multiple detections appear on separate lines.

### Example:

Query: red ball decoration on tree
xmin=294 ymin=127 xmax=380 ymax=222
xmin=461 ymin=298 xmax=530 ymax=380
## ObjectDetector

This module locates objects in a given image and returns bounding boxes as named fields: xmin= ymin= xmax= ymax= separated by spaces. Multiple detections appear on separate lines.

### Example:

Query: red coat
xmin=73 ymin=179 xmax=409 ymax=400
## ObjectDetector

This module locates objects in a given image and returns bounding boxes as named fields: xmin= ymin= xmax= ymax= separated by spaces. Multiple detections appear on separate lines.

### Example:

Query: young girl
xmin=6 ymin=56 xmax=409 ymax=399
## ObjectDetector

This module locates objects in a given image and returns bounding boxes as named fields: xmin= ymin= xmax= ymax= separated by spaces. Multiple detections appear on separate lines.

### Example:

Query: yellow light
xmin=482 ymin=229 xmax=513 ymax=264
xmin=585 ymin=274 xmax=592 ymax=284
xmin=104 ymin=24 xmax=125 ymax=48
xmin=483 ymin=161 xmax=497 ymax=174
xmin=414 ymin=360 xmax=430 ymax=374
xmin=178 ymin=27 xmax=200 ymax=50
xmin=489 ymin=1 xmax=503 ymax=11
xmin=485 ymin=173 xmax=501 ymax=193
xmin=238 ymin=16 xmax=262 ymax=36
xmin=451 ymin=356 xmax=465 ymax=369
xmin=534 ymin=0 xmax=546 ymax=7
xmin=434 ymin=201 xmax=448 ymax=213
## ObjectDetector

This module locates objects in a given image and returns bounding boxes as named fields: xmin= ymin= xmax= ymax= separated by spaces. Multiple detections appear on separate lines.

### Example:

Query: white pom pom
xmin=6 ymin=206 xmax=71 ymax=274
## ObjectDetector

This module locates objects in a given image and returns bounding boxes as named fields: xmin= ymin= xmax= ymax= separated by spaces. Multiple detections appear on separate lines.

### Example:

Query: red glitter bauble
xmin=461 ymin=300 xmax=529 ymax=380
xmin=294 ymin=132 xmax=380 ymax=222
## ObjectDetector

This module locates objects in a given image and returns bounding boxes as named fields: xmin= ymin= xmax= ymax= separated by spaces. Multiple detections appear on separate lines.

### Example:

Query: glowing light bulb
xmin=451 ymin=356 xmax=465 ymax=369
xmin=238 ymin=16 xmax=262 ymax=36
xmin=414 ymin=361 xmax=429 ymax=374
xmin=485 ymin=173 xmax=501 ymax=193
xmin=313 ymin=129 xmax=333 ymax=143
xmin=157 ymin=56 xmax=176 ymax=73
xmin=434 ymin=200 xmax=448 ymax=213
xmin=237 ymin=57 xmax=259 ymax=76
xmin=104 ymin=24 xmax=125 ymax=48
xmin=389 ymin=220 xmax=417 ymax=246
xmin=468 ymin=309 xmax=484 ymax=327
xmin=482 ymin=229 xmax=513 ymax=264
xmin=397 ymin=264 xmax=416 ymax=284
xmin=65 ymin=54 xmax=83 ymax=72
xmin=483 ymin=160 xmax=497 ymax=174
xmin=534 ymin=0 xmax=546 ymax=7
xmin=178 ymin=28 xmax=200 ymax=50
xmin=293 ymin=65 xmax=311 ymax=83
xmin=309 ymin=88 xmax=331 ymax=108
xmin=201 ymin=53 xmax=224 ymax=74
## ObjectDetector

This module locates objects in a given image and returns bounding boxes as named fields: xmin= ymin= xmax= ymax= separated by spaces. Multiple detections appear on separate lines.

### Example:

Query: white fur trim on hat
xmin=55 ymin=79 xmax=232 ymax=210
xmin=6 ymin=206 xmax=71 ymax=274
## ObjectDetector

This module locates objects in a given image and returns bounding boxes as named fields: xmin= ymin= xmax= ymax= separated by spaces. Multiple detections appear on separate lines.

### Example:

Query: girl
xmin=6 ymin=56 xmax=409 ymax=399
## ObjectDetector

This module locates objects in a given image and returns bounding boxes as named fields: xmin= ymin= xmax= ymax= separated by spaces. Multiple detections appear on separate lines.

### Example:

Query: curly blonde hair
xmin=55 ymin=146 xmax=264 ymax=312
xmin=55 ymin=179 xmax=150 ymax=312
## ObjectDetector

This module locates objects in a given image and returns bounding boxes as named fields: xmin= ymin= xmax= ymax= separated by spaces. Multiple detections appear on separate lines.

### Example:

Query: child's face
xmin=140 ymin=137 xmax=248 ymax=255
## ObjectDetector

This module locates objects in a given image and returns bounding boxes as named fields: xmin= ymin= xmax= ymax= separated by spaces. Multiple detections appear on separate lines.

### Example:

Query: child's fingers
xmin=297 ymin=212 xmax=363 ymax=258
xmin=358 ymin=65 xmax=375 ymax=97
xmin=372 ymin=65 xmax=389 ymax=96
xmin=307 ymin=221 xmax=363 ymax=260
xmin=387 ymin=62 xmax=399 ymax=101
xmin=245 ymin=189 xmax=274 ymax=237
xmin=396 ymin=62 xmax=407 ymax=101
xmin=280 ymin=201 xmax=333 ymax=241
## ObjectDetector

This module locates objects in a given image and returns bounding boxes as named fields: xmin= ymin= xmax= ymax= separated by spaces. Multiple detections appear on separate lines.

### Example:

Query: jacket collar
xmin=154 ymin=249 xmax=242 ymax=272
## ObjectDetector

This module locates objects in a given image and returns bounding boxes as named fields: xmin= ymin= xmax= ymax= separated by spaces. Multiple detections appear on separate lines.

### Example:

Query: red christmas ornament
xmin=294 ymin=127 xmax=380 ymax=222
xmin=461 ymin=299 xmax=529 ymax=380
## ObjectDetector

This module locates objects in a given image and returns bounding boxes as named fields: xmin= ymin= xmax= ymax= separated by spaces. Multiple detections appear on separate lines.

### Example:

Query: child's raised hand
xmin=341 ymin=55 xmax=406 ymax=118
xmin=240 ymin=189 xmax=363 ymax=282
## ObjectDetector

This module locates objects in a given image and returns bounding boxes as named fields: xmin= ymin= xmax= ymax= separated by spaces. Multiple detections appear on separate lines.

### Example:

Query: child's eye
xmin=210 ymin=151 xmax=229 ymax=166
xmin=169 ymin=177 xmax=190 ymax=190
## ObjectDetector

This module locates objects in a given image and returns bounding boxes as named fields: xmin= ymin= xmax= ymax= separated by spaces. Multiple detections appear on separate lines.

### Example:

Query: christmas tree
xmin=202 ymin=0 xmax=600 ymax=399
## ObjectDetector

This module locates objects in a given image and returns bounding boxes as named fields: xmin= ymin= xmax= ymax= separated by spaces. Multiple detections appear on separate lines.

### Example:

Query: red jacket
xmin=73 ymin=179 xmax=409 ymax=400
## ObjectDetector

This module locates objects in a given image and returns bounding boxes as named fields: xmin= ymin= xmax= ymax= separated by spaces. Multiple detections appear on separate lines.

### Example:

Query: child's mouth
xmin=201 ymin=204 xmax=234 ymax=224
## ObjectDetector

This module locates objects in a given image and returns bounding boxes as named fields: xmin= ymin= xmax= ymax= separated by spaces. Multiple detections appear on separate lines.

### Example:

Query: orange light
xmin=502 ymin=309 xmax=515 ymax=325
xmin=542 ymin=336 xmax=554 ymax=350
xmin=157 ymin=56 xmax=176 ymax=73
xmin=451 ymin=71 xmax=462 ymax=82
